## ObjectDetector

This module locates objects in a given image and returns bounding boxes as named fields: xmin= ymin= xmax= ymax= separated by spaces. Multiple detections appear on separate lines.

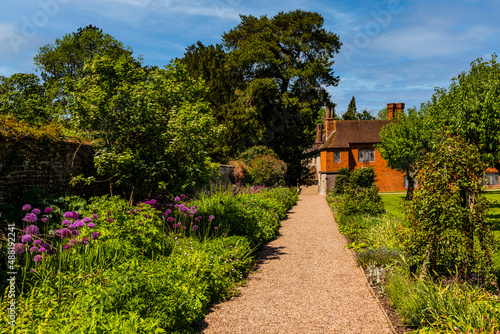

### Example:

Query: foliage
xmin=356 ymin=109 xmax=376 ymax=120
xmin=387 ymin=269 xmax=500 ymax=332
xmin=68 ymin=57 xmax=222 ymax=200
xmin=343 ymin=96 xmax=357 ymax=120
xmin=238 ymin=145 xmax=278 ymax=165
xmin=402 ymin=136 xmax=494 ymax=279
xmin=377 ymin=107 xmax=388 ymax=120
xmin=182 ymin=10 xmax=342 ymax=184
xmin=378 ymin=107 xmax=433 ymax=199
xmin=248 ymin=155 xmax=287 ymax=187
xmin=424 ymin=54 xmax=500 ymax=172
xmin=0 ymin=114 xmax=65 ymax=141
xmin=332 ymin=168 xmax=351 ymax=195
xmin=333 ymin=167 xmax=377 ymax=195
xmin=0 ymin=73 xmax=54 ymax=125
xmin=228 ymin=160 xmax=251 ymax=184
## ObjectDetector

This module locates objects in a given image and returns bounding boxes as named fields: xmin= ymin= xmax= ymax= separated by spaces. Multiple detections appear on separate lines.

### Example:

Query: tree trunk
xmin=405 ymin=171 xmax=415 ymax=200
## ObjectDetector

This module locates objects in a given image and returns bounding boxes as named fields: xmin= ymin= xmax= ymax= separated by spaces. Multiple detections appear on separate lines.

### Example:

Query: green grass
xmin=380 ymin=193 xmax=406 ymax=220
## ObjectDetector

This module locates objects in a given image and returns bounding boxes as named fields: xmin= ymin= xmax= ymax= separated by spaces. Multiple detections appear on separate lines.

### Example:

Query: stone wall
xmin=0 ymin=138 xmax=103 ymax=206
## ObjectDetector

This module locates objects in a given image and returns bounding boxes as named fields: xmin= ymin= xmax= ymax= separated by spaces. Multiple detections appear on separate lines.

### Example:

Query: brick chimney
xmin=396 ymin=102 xmax=405 ymax=116
xmin=324 ymin=104 xmax=336 ymax=139
xmin=315 ymin=124 xmax=323 ymax=147
xmin=387 ymin=103 xmax=396 ymax=120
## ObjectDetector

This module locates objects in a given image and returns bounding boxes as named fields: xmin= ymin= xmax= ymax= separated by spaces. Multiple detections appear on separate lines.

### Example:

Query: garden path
xmin=195 ymin=186 xmax=393 ymax=334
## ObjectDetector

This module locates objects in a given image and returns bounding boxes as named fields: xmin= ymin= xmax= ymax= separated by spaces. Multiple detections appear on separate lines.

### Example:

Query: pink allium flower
xmin=44 ymin=207 xmax=53 ymax=214
xmin=31 ymin=208 xmax=41 ymax=215
xmin=34 ymin=255 xmax=42 ymax=262
xmin=22 ymin=204 xmax=32 ymax=211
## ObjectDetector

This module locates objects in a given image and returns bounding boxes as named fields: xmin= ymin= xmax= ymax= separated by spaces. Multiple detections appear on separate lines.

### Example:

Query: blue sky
xmin=1 ymin=0 xmax=499 ymax=115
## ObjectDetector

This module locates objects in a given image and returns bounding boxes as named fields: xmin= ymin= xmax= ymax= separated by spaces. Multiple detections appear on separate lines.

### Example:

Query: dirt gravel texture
xmin=195 ymin=187 xmax=394 ymax=334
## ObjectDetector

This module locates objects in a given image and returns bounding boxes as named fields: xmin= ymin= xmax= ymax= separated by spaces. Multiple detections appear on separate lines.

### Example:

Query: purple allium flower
xmin=208 ymin=215 xmax=215 ymax=221
xmin=71 ymin=212 xmax=79 ymax=219
xmin=172 ymin=223 xmax=178 ymax=228
xmin=41 ymin=243 xmax=51 ymax=251
xmin=62 ymin=219 xmax=72 ymax=226
xmin=174 ymin=196 xmax=180 ymax=202
xmin=47 ymin=249 xmax=56 ymax=255
xmin=74 ymin=220 xmax=85 ymax=228
xmin=166 ymin=209 xmax=172 ymax=214
xmin=87 ymin=223 xmax=96 ymax=228
xmin=70 ymin=239 xmax=79 ymax=246
xmin=31 ymin=208 xmax=41 ymax=215
xmin=91 ymin=232 xmax=101 ymax=240
xmin=167 ymin=217 xmax=174 ymax=223
xmin=106 ymin=217 xmax=114 ymax=223
xmin=34 ymin=239 xmax=42 ymax=246
xmin=91 ymin=214 xmax=99 ymax=220
xmin=63 ymin=245 xmax=71 ymax=250
xmin=33 ymin=254 xmax=42 ymax=262
xmin=22 ymin=204 xmax=32 ymax=211
xmin=214 ymin=226 xmax=218 ymax=230
xmin=82 ymin=217 xmax=92 ymax=223
xmin=59 ymin=228 xmax=71 ymax=239
xmin=150 ymin=199 xmax=157 ymax=205
xmin=180 ymin=194 xmax=186 ymax=200
xmin=68 ymin=224 xmax=76 ymax=230
xmin=41 ymin=217 xmax=48 ymax=223
xmin=72 ymin=230 xmax=80 ymax=236
xmin=24 ymin=225 xmax=40 ymax=235
xmin=30 ymin=269 xmax=35 ymax=273
xmin=81 ymin=237 xmax=89 ymax=245
xmin=21 ymin=234 xmax=32 ymax=243
xmin=181 ymin=226 xmax=186 ymax=230
xmin=30 ymin=246 xmax=39 ymax=253
xmin=14 ymin=243 xmax=25 ymax=254
xmin=44 ymin=207 xmax=53 ymax=214
xmin=63 ymin=212 xmax=73 ymax=219
xmin=23 ymin=213 xmax=38 ymax=223
xmin=181 ymin=206 xmax=189 ymax=213
xmin=38 ymin=247 xmax=46 ymax=253
xmin=192 ymin=225 xmax=198 ymax=231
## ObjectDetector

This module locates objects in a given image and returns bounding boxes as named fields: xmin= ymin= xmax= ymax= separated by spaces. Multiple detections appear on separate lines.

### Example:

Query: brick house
xmin=310 ymin=102 xmax=500 ymax=194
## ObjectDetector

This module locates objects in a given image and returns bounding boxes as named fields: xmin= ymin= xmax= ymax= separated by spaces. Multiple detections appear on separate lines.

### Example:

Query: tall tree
xmin=424 ymin=54 xmax=500 ymax=171
xmin=221 ymin=10 xmax=342 ymax=184
xmin=377 ymin=108 xmax=433 ymax=199
xmin=0 ymin=73 xmax=52 ymax=124
xmin=343 ymin=96 xmax=357 ymax=120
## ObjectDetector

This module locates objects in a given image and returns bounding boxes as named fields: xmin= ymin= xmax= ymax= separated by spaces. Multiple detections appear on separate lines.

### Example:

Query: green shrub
xmin=248 ymin=154 xmax=287 ymax=186
xmin=238 ymin=145 xmax=278 ymax=165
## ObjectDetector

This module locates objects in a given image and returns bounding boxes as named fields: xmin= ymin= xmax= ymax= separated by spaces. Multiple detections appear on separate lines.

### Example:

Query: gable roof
xmin=319 ymin=120 xmax=391 ymax=149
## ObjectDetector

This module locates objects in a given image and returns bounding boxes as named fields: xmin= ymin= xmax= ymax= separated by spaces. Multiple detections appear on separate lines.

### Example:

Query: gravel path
xmin=195 ymin=187 xmax=393 ymax=334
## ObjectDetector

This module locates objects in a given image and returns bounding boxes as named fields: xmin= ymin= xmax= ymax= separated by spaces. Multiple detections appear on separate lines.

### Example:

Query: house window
xmin=404 ymin=175 xmax=418 ymax=188
xmin=358 ymin=149 xmax=375 ymax=162
xmin=483 ymin=173 xmax=499 ymax=185
xmin=334 ymin=151 xmax=341 ymax=163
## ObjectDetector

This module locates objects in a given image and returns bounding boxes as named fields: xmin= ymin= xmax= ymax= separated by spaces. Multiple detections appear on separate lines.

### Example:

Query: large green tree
xmin=378 ymin=108 xmax=433 ymax=199
xmin=0 ymin=73 xmax=52 ymax=124
xmin=69 ymin=55 xmax=221 ymax=201
xmin=424 ymin=55 xmax=500 ymax=171
xmin=343 ymin=96 xmax=357 ymax=120
xmin=221 ymin=10 xmax=342 ymax=184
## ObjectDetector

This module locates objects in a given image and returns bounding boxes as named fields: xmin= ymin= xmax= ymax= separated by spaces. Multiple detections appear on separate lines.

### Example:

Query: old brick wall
xmin=0 ymin=138 xmax=105 ymax=207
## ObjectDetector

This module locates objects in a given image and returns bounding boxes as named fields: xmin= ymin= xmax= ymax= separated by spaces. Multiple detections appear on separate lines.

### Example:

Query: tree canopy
xmin=424 ymin=54 xmax=500 ymax=171
xmin=182 ymin=10 xmax=342 ymax=184
xmin=343 ymin=96 xmax=357 ymax=120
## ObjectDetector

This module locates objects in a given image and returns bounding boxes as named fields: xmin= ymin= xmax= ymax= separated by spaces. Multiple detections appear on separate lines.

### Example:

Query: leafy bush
xmin=228 ymin=159 xmax=251 ymax=184
xmin=238 ymin=145 xmax=278 ymax=165
xmin=248 ymin=154 xmax=287 ymax=186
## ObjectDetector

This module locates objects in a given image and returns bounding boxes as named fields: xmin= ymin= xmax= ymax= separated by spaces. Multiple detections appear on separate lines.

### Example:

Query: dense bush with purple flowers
xmin=1 ymin=185 xmax=297 ymax=332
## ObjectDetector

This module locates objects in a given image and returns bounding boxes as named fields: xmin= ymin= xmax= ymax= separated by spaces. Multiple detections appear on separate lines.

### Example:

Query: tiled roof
xmin=319 ymin=120 xmax=391 ymax=149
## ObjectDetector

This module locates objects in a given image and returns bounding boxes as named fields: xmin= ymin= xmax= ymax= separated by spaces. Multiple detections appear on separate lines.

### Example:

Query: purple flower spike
xmin=167 ymin=217 xmax=174 ymax=223
xmin=38 ymin=247 xmax=46 ymax=253
xmin=41 ymin=243 xmax=51 ymax=250
xmin=71 ymin=212 xmax=79 ymax=219
xmin=82 ymin=217 xmax=92 ymax=224
xmin=192 ymin=225 xmax=198 ymax=231
xmin=174 ymin=196 xmax=181 ymax=202
xmin=30 ymin=246 xmax=39 ymax=253
xmin=44 ymin=207 xmax=53 ymax=214
xmin=22 ymin=204 xmax=32 ymax=211
xmin=81 ymin=237 xmax=89 ymax=245
xmin=68 ymin=224 xmax=76 ymax=230
xmin=41 ymin=217 xmax=48 ymax=223
xmin=24 ymin=225 xmax=40 ymax=235
xmin=63 ymin=212 xmax=73 ymax=219
xmin=87 ymin=223 xmax=96 ymax=228
xmin=34 ymin=240 xmax=42 ymax=246
xmin=14 ymin=243 xmax=25 ymax=254
xmin=21 ymin=234 xmax=32 ymax=243
xmin=91 ymin=214 xmax=99 ymax=220
xmin=180 ymin=194 xmax=186 ymax=200
xmin=33 ymin=254 xmax=42 ymax=262
xmin=31 ymin=208 xmax=41 ymax=215
xmin=209 ymin=215 xmax=215 ymax=221
xmin=150 ymin=199 xmax=157 ymax=205
xmin=62 ymin=219 xmax=72 ymax=226
xmin=214 ymin=226 xmax=218 ymax=230
xmin=172 ymin=223 xmax=178 ymax=228
xmin=91 ymin=232 xmax=101 ymax=240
